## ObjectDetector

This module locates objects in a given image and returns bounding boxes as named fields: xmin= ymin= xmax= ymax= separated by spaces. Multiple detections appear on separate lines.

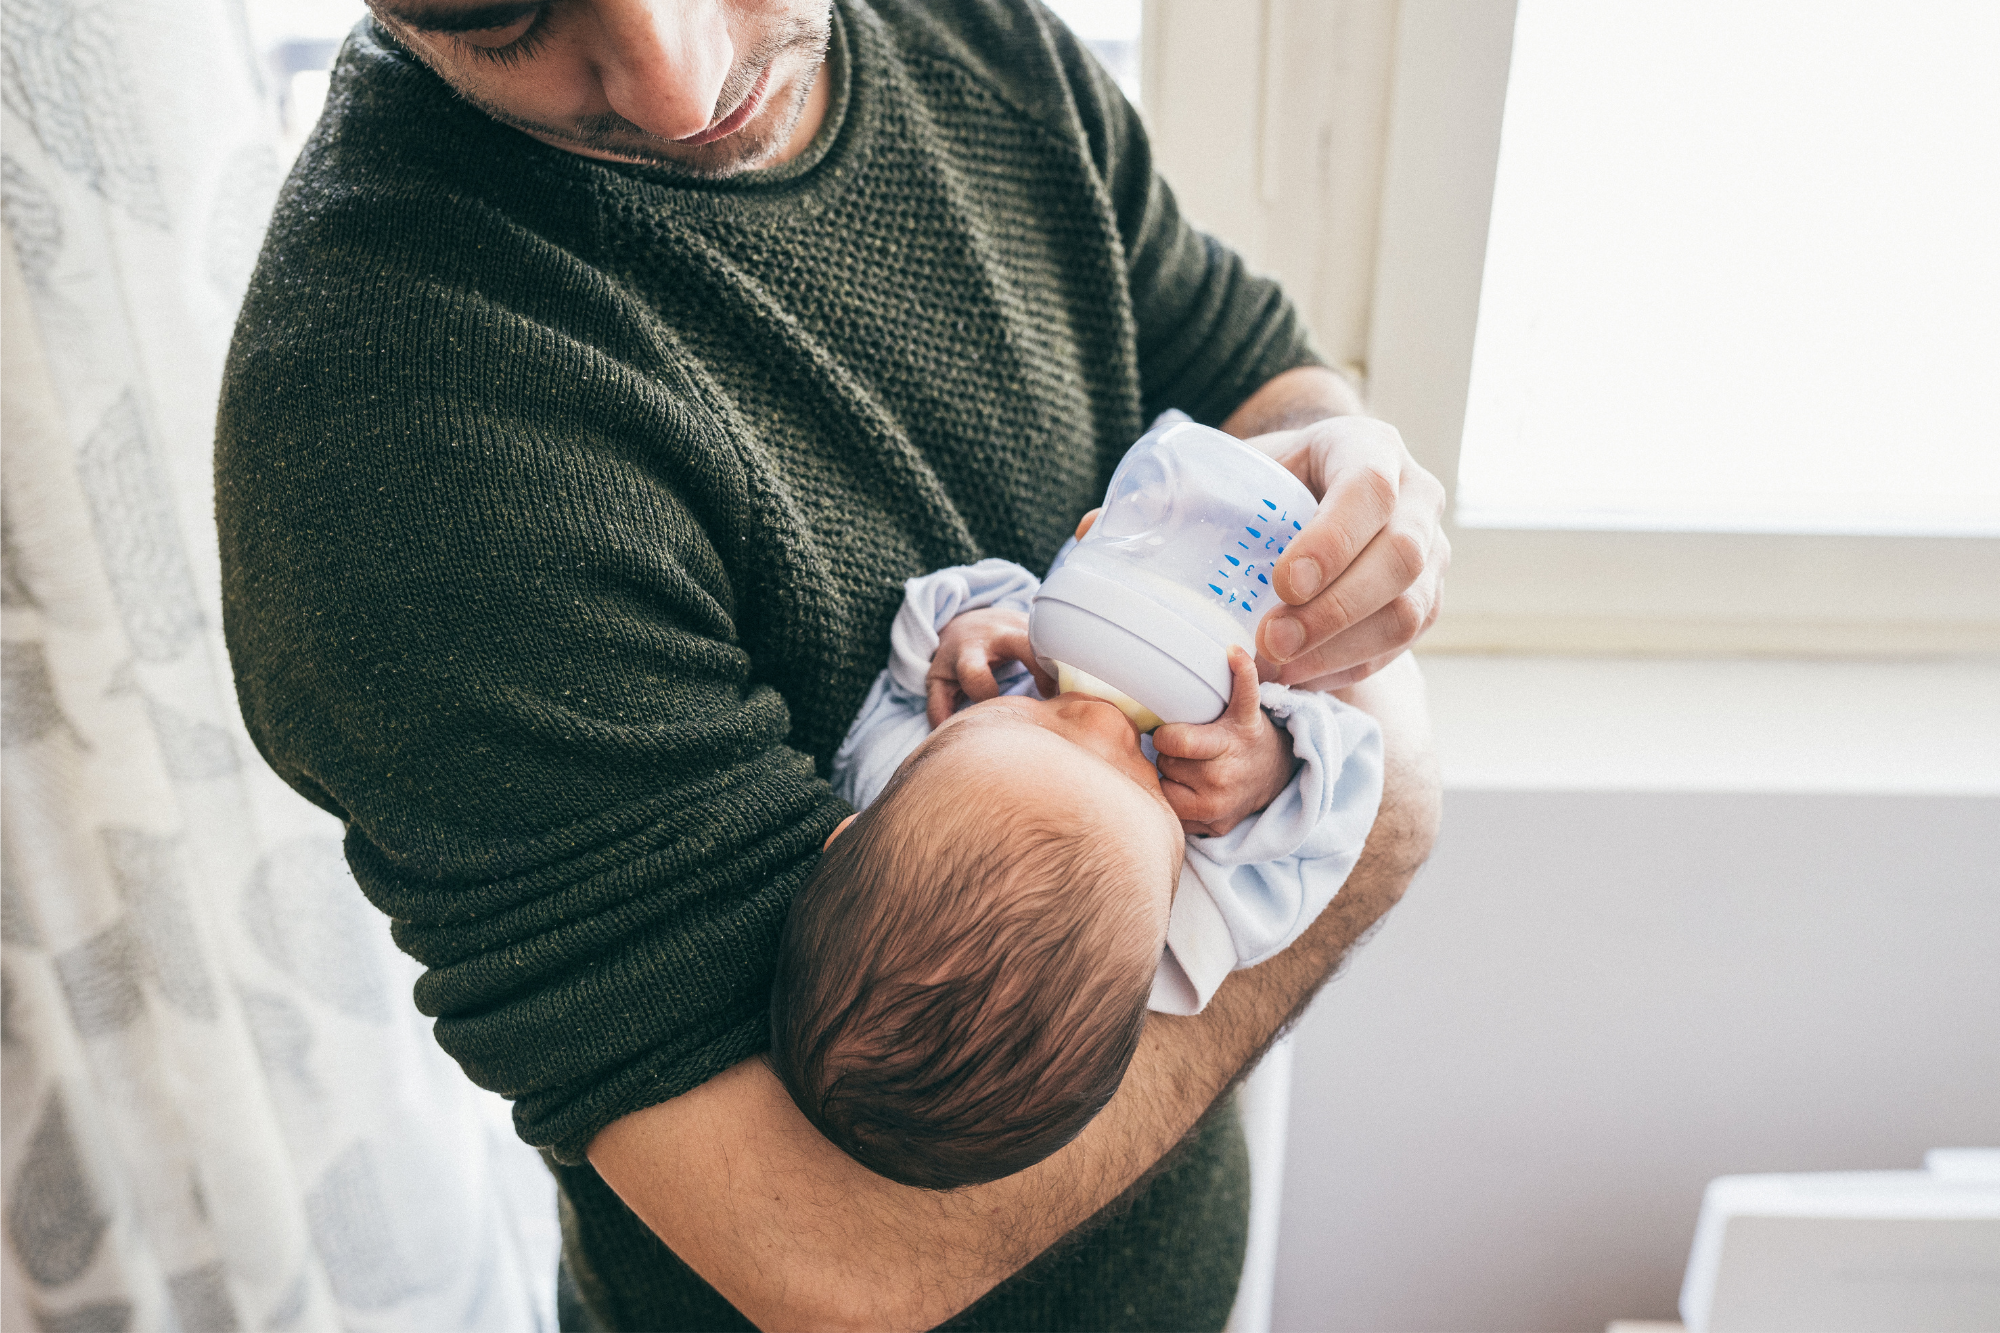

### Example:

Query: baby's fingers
xmin=1158 ymin=766 xmax=1246 ymax=837
xmin=1153 ymin=720 xmax=1229 ymax=761
xmin=1026 ymin=657 xmax=1059 ymax=699
xmin=1153 ymin=648 xmax=1264 ymax=758
xmin=925 ymin=677 xmax=962 ymax=728
xmin=952 ymin=643 xmax=1002 ymax=703
xmin=978 ymin=626 xmax=1060 ymax=700
xmin=1219 ymin=647 xmax=1263 ymax=727
xmin=1004 ymin=637 xmax=1059 ymax=699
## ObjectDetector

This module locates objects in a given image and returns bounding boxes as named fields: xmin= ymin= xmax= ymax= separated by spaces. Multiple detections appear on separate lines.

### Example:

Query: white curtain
xmin=0 ymin=1 xmax=560 ymax=1330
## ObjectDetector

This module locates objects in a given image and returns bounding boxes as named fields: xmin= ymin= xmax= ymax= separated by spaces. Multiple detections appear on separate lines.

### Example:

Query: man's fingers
xmin=1260 ymin=519 xmax=1423 ymax=661
xmin=1269 ymin=597 xmax=1427 ymax=685
xmin=1260 ymin=522 xmax=1448 ymax=677
xmin=1272 ymin=421 xmax=1409 ymax=608
xmin=1280 ymin=649 xmax=1403 ymax=695
xmin=1074 ymin=507 xmax=1102 ymax=541
xmin=1261 ymin=481 xmax=1392 ymax=659
xmin=1259 ymin=419 xmax=1446 ymax=670
xmin=1260 ymin=567 xmax=1441 ymax=687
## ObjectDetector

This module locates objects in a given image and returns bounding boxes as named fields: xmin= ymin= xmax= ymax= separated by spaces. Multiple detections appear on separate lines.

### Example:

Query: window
xmin=1149 ymin=0 xmax=2000 ymax=655
xmin=246 ymin=0 xmax=368 ymax=163
xmin=1045 ymin=0 xmax=1143 ymax=106
xmin=1142 ymin=0 xmax=1400 ymax=398
xmin=1456 ymin=0 xmax=2000 ymax=539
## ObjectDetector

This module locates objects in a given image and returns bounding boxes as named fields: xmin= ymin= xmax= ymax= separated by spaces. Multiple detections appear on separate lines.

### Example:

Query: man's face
xmin=367 ymin=0 xmax=834 ymax=178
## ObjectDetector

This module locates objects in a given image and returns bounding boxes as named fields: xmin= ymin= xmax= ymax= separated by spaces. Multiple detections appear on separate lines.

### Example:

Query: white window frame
xmin=1143 ymin=0 xmax=2000 ymax=657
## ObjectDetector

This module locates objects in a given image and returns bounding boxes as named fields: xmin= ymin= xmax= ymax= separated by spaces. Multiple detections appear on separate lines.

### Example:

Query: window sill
xmin=1415 ymin=654 xmax=2000 ymax=795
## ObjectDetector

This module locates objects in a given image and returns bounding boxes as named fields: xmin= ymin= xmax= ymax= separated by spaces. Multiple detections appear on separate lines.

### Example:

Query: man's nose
xmin=592 ymin=0 xmax=734 ymax=141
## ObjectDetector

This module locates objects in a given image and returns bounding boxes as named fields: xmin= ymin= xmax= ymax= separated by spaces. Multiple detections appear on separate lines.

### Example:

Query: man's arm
xmin=587 ymin=654 xmax=1437 ymax=1333
xmin=1221 ymin=366 xmax=1452 ymax=692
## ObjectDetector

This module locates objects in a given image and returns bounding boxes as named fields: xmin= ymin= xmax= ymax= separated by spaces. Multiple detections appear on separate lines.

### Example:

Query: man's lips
xmin=676 ymin=64 xmax=775 ymax=146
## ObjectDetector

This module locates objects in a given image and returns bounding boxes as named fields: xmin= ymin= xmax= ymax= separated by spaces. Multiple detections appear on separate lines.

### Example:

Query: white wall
xmin=1270 ymin=787 xmax=2000 ymax=1331
xmin=1143 ymin=6 xmax=2000 ymax=1322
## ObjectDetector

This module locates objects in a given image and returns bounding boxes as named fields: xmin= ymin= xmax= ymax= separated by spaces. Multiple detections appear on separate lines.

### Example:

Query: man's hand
xmin=1153 ymin=648 xmax=1296 ymax=837
xmin=925 ymin=607 xmax=1056 ymax=726
xmin=1220 ymin=366 xmax=1450 ymax=691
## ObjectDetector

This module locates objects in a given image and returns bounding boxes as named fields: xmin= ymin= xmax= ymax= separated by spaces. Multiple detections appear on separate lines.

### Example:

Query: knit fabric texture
xmin=217 ymin=0 xmax=1315 ymax=1325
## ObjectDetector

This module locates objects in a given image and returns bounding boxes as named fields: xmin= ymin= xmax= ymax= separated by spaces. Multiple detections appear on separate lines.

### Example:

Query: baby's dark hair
xmin=770 ymin=732 xmax=1159 ymax=1190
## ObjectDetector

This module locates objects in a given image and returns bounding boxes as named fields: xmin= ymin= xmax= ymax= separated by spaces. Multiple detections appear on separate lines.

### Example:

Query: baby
xmin=768 ymin=544 xmax=1383 ymax=1191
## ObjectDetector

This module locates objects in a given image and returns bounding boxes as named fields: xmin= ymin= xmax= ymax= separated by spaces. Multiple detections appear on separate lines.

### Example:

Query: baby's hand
xmin=926 ymin=608 xmax=1059 ymax=727
xmin=1153 ymin=647 xmax=1298 ymax=837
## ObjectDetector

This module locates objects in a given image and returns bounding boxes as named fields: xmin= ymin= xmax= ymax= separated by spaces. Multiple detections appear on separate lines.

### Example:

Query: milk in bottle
xmin=1030 ymin=420 xmax=1318 ymax=730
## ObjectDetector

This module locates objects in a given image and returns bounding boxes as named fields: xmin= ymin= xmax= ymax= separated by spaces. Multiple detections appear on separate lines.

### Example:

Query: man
xmin=216 ymin=0 xmax=1447 ymax=1327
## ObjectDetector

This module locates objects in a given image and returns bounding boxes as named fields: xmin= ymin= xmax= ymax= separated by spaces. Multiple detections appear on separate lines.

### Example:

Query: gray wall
xmin=1271 ymin=791 xmax=2000 ymax=1332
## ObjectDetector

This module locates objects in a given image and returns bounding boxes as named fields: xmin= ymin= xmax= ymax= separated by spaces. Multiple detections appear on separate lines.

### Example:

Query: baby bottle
xmin=1030 ymin=419 xmax=1318 ymax=731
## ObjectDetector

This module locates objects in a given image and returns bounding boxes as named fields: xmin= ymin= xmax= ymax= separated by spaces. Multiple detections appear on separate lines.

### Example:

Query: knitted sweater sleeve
xmin=217 ymin=205 xmax=850 ymax=1164
xmin=880 ymin=0 xmax=1323 ymax=432
xmin=1041 ymin=6 xmax=1327 ymax=427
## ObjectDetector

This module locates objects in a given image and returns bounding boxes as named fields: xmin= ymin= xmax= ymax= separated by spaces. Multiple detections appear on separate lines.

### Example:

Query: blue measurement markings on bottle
xmin=1206 ymin=498 xmax=1302 ymax=613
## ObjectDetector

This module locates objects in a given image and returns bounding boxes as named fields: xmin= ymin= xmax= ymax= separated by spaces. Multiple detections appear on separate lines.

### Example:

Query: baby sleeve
xmin=1149 ymin=685 xmax=1384 ymax=1015
xmin=830 ymin=560 xmax=1042 ymax=810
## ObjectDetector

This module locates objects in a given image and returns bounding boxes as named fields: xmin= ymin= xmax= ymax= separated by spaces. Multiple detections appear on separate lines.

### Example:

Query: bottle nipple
xmin=1054 ymin=661 xmax=1166 ymax=734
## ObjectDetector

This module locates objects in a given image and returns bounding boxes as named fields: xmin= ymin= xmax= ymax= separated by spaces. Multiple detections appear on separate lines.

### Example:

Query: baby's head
xmin=770 ymin=696 xmax=1185 ymax=1190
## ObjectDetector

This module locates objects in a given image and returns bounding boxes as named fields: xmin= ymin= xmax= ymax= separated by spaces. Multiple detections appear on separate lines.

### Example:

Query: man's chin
xmin=528 ymin=123 xmax=783 ymax=177
xmin=478 ymin=72 xmax=817 ymax=180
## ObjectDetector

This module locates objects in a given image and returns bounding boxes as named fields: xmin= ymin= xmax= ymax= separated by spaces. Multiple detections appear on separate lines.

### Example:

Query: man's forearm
xmin=1220 ymin=364 xmax=1366 ymax=437
xmin=586 ymin=655 xmax=1437 ymax=1332
xmin=1153 ymin=654 xmax=1439 ymax=1099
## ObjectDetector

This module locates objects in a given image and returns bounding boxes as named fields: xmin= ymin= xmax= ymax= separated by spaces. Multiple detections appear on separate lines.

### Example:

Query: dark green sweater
xmin=217 ymin=1 xmax=1318 ymax=1326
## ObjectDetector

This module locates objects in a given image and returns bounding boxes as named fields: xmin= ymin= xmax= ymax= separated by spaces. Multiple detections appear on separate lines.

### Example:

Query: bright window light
xmin=247 ymin=0 xmax=367 ymax=164
xmin=1457 ymin=0 xmax=2000 ymax=536
xmin=1044 ymin=0 xmax=1143 ymax=106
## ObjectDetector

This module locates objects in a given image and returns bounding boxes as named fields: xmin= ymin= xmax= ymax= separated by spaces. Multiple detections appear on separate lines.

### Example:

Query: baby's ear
xmin=823 ymin=813 xmax=858 ymax=850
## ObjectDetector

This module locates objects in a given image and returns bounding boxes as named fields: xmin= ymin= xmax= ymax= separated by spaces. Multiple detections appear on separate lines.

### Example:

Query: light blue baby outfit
xmin=830 ymin=559 xmax=1386 ymax=1016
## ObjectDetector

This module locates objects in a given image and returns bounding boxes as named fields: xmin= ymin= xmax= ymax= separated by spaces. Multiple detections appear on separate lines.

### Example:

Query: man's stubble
xmin=452 ymin=15 xmax=830 ymax=179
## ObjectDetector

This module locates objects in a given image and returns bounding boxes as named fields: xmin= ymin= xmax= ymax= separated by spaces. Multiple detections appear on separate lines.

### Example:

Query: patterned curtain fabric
xmin=0 ymin=2 xmax=559 ymax=1329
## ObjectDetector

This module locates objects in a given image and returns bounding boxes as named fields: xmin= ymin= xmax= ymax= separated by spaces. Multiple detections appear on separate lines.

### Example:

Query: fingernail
xmin=1265 ymin=616 xmax=1303 ymax=661
xmin=1288 ymin=557 xmax=1323 ymax=599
